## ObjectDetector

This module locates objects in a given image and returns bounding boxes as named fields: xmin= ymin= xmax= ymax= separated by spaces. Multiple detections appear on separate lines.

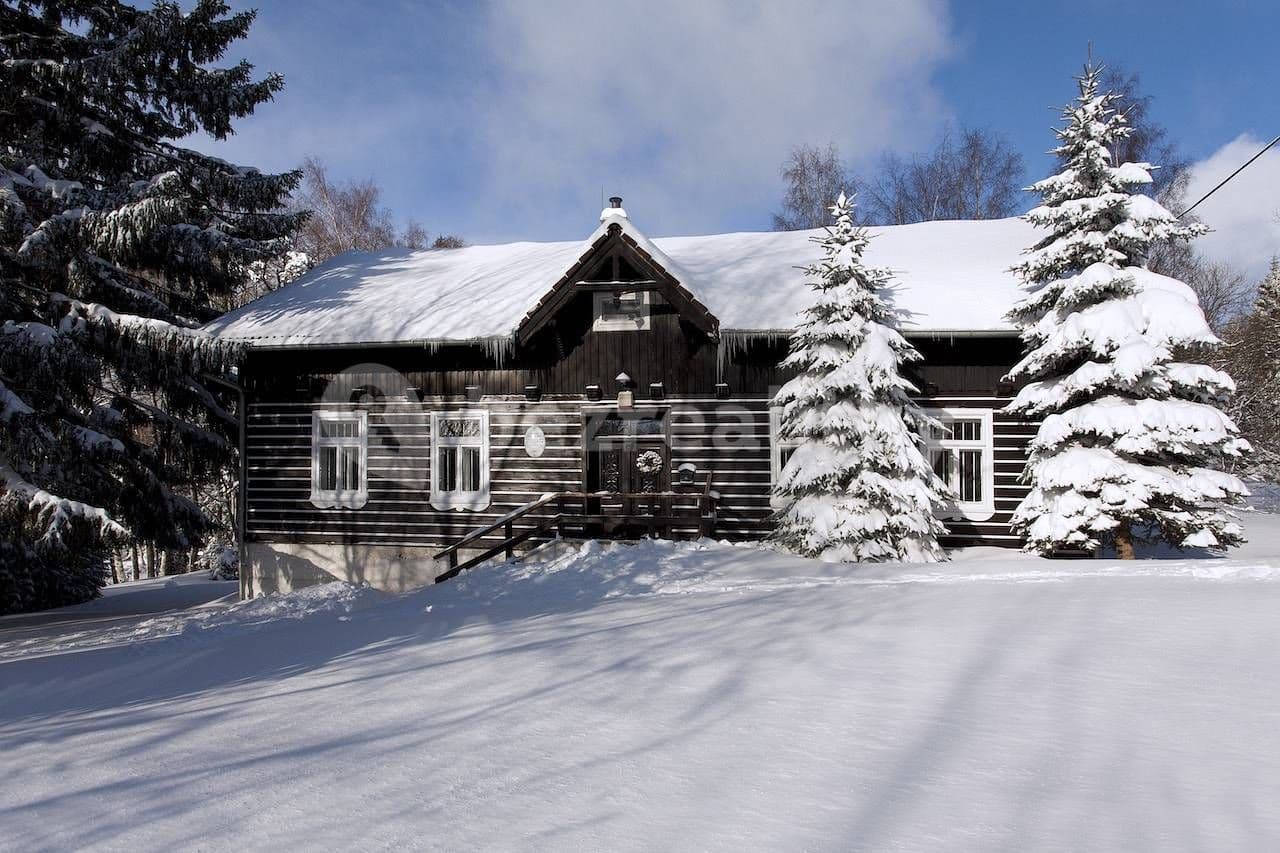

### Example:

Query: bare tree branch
xmin=862 ymin=125 xmax=1025 ymax=225
xmin=771 ymin=143 xmax=858 ymax=231
xmin=1099 ymin=64 xmax=1190 ymax=203
xmin=292 ymin=157 xmax=461 ymax=261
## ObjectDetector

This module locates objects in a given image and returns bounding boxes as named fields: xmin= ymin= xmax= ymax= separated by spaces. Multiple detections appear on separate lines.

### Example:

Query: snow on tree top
xmin=202 ymin=214 xmax=1039 ymax=348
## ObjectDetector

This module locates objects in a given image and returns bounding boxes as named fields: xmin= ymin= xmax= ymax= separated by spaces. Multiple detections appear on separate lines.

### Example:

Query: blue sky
xmin=942 ymin=1 xmax=1277 ymax=168
xmin=199 ymin=0 xmax=1280 ymax=278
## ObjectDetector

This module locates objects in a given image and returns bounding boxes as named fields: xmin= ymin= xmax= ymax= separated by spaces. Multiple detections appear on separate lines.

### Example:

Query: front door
xmin=585 ymin=409 xmax=669 ymax=494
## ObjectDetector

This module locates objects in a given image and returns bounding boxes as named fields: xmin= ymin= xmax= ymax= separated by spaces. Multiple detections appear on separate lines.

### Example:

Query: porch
xmin=434 ymin=477 xmax=720 ymax=582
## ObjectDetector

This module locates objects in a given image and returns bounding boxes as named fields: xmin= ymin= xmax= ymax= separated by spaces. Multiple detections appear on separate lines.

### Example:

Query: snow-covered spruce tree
xmin=1256 ymin=257 xmax=1280 ymax=359
xmin=1218 ymin=257 xmax=1280 ymax=481
xmin=0 ymin=1 xmax=304 ymax=612
xmin=1253 ymin=259 xmax=1280 ymax=475
xmin=771 ymin=192 xmax=950 ymax=563
xmin=1005 ymin=62 xmax=1249 ymax=558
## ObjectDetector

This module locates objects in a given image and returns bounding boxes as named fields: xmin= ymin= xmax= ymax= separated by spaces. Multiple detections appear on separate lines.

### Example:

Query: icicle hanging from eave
xmin=716 ymin=329 xmax=792 ymax=383
xmin=484 ymin=335 xmax=514 ymax=367
xmin=421 ymin=335 xmax=514 ymax=367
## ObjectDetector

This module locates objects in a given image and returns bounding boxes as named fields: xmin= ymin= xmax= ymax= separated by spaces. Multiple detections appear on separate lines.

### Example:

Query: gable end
xmin=516 ymin=223 xmax=719 ymax=346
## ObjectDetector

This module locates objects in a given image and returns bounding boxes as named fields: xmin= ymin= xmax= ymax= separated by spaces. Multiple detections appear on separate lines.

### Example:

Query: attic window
xmin=593 ymin=291 xmax=650 ymax=331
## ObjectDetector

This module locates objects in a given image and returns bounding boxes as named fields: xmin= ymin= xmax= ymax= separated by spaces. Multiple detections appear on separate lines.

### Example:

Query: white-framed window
xmin=593 ymin=291 xmax=651 ymax=331
xmin=768 ymin=405 xmax=803 ymax=508
xmin=923 ymin=408 xmax=995 ymax=521
xmin=310 ymin=410 xmax=368 ymax=509
xmin=430 ymin=410 xmax=490 ymax=511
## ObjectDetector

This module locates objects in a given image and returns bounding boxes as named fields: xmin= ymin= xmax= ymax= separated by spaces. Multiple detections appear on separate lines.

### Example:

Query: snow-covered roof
xmin=203 ymin=209 xmax=1039 ymax=348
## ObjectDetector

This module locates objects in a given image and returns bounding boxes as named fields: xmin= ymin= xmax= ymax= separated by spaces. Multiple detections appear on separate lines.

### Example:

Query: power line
xmin=1178 ymin=134 xmax=1280 ymax=220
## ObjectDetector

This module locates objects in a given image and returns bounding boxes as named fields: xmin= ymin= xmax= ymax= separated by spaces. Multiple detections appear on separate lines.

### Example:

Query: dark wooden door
xmin=585 ymin=409 xmax=669 ymax=494
xmin=591 ymin=440 xmax=627 ymax=492
xmin=629 ymin=438 xmax=668 ymax=493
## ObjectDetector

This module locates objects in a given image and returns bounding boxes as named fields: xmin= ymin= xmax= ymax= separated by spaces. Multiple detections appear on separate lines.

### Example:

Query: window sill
xmin=310 ymin=492 xmax=368 ymax=510
xmin=430 ymin=494 xmax=492 ymax=512
xmin=593 ymin=319 xmax=651 ymax=332
xmin=938 ymin=505 xmax=995 ymax=523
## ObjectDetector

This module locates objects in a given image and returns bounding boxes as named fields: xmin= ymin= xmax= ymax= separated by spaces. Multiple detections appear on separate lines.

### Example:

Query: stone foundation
xmin=244 ymin=542 xmax=448 ymax=597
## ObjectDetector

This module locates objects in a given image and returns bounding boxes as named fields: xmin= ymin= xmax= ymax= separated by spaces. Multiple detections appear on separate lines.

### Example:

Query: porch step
xmin=433 ymin=481 xmax=719 ymax=583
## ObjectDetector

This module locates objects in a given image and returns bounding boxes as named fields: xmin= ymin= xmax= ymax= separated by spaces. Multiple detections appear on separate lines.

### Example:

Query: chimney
xmin=599 ymin=196 xmax=628 ymax=222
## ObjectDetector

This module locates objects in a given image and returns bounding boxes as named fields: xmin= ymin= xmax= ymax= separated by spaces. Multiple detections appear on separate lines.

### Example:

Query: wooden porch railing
xmin=432 ymin=476 xmax=718 ymax=583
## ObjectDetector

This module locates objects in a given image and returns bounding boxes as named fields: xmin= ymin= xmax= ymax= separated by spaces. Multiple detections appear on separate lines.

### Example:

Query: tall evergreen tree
xmin=1248 ymin=258 xmax=1280 ymax=470
xmin=0 ymin=0 xmax=303 ymax=612
xmin=1217 ymin=257 xmax=1280 ymax=480
xmin=1248 ymin=256 xmax=1280 ymax=389
xmin=1256 ymin=257 xmax=1280 ymax=335
xmin=771 ymin=192 xmax=949 ymax=563
xmin=1005 ymin=63 xmax=1249 ymax=558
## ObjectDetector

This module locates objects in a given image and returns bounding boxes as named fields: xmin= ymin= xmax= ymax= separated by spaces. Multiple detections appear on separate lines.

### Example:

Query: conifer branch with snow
xmin=771 ymin=193 xmax=950 ymax=563
xmin=1249 ymin=256 xmax=1280 ymax=345
xmin=1005 ymin=62 xmax=1249 ymax=557
xmin=1214 ymin=257 xmax=1280 ymax=480
xmin=0 ymin=0 xmax=303 ymax=612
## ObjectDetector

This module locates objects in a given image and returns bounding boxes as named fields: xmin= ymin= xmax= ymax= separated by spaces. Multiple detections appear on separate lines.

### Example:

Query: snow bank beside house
xmin=459 ymin=528 xmax=1280 ymax=604
xmin=2 ymin=514 xmax=1279 ymax=851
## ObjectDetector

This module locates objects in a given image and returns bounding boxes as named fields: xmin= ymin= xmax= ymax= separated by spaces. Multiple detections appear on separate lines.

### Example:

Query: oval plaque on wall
xmin=523 ymin=425 xmax=546 ymax=458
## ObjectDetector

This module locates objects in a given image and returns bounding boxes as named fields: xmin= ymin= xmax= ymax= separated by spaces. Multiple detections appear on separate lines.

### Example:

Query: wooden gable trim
xmin=617 ymin=232 xmax=719 ymax=338
xmin=516 ymin=224 xmax=720 ymax=346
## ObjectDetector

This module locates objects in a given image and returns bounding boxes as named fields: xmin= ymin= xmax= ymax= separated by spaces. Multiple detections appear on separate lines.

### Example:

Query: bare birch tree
xmin=294 ymin=157 xmax=464 ymax=262
xmin=862 ymin=126 xmax=1024 ymax=225
xmin=771 ymin=143 xmax=858 ymax=231
xmin=1101 ymin=65 xmax=1190 ymax=203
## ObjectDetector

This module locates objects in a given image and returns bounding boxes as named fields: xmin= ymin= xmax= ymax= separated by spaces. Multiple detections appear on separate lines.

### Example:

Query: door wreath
xmin=635 ymin=449 xmax=664 ymax=474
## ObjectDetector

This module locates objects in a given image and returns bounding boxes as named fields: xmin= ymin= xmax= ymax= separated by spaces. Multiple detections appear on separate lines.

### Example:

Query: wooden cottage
xmin=205 ymin=199 xmax=1038 ymax=597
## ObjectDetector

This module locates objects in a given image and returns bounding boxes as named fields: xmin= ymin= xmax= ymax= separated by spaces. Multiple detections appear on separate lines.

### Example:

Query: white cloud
xmin=470 ymin=0 xmax=955 ymax=237
xmin=1185 ymin=134 xmax=1280 ymax=285
xmin=183 ymin=1 xmax=955 ymax=243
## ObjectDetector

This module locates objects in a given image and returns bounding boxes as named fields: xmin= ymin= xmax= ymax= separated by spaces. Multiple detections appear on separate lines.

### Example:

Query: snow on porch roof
xmin=202 ymin=210 xmax=1039 ymax=348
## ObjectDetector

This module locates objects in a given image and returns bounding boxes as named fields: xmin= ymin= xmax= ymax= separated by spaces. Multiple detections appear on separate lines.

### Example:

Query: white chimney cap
xmin=599 ymin=196 xmax=628 ymax=221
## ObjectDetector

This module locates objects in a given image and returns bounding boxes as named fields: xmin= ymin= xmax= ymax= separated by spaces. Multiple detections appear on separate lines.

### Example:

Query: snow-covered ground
xmin=0 ymin=571 xmax=237 ymax=661
xmin=3 ymin=516 xmax=1280 ymax=851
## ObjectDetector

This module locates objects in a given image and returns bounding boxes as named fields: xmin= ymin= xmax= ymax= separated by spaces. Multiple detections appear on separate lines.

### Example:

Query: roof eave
xmin=219 ymin=334 xmax=516 ymax=352
xmin=720 ymin=327 xmax=1020 ymax=339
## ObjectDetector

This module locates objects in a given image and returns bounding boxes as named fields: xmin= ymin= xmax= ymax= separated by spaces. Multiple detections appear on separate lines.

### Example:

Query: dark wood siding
xmin=246 ymin=400 xmax=589 ymax=550
xmin=242 ymin=325 xmax=1024 ymax=403
xmin=243 ymin=394 xmax=1032 ymax=550
xmin=244 ymin=398 xmax=779 ymax=548
xmin=242 ymin=295 xmax=733 ymax=402
xmin=239 ymin=289 xmax=1032 ymax=549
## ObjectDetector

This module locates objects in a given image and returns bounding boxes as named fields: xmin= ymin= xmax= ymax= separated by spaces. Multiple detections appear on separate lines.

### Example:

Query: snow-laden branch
xmin=55 ymin=296 xmax=239 ymax=363
xmin=772 ymin=193 xmax=949 ymax=563
xmin=1004 ymin=63 xmax=1249 ymax=555
xmin=0 ymin=462 xmax=129 ymax=552
xmin=118 ymin=394 xmax=234 ymax=451
xmin=0 ymin=379 xmax=34 ymax=422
